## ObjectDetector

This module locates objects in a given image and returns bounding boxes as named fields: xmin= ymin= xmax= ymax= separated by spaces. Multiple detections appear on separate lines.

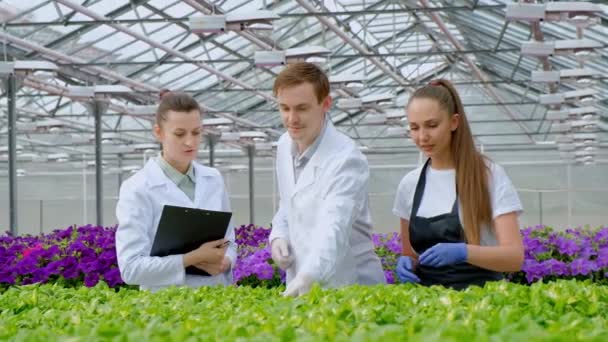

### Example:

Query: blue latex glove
xmin=418 ymin=243 xmax=467 ymax=267
xmin=396 ymin=256 xmax=420 ymax=283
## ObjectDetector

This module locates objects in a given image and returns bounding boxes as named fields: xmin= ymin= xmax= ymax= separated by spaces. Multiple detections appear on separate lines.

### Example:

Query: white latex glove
xmin=282 ymin=273 xmax=313 ymax=297
xmin=271 ymin=238 xmax=294 ymax=270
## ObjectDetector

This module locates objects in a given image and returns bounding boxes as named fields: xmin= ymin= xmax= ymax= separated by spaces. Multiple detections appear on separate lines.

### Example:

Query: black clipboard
xmin=150 ymin=205 xmax=232 ymax=276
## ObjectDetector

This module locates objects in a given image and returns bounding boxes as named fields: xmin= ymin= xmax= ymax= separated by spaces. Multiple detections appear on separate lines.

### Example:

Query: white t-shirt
xmin=392 ymin=161 xmax=523 ymax=247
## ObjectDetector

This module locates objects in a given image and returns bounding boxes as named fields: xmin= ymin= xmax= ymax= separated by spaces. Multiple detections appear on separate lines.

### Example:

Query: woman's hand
xmin=418 ymin=242 xmax=467 ymax=267
xmin=183 ymin=238 xmax=228 ymax=267
xmin=194 ymin=257 xmax=231 ymax=276
xmin=396 ymin=256 xmax=420 ymax=283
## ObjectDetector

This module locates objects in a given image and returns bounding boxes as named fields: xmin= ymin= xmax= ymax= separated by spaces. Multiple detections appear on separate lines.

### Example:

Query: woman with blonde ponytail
xmin=392 ymin=79 xmax=524 ymax=289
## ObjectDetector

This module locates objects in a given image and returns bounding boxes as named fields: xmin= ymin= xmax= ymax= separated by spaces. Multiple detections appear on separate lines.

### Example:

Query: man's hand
xmin=282 ymin=273 xmax=314 ymax=297
xmin=271 ymin=238 xmax=295 ymax=270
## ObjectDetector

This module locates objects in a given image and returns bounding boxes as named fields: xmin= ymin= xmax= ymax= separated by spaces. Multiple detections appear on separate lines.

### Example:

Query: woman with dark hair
xmin=115 ymin=92 xmax=236 ymax=291
xmin=392 ymin=79 xmax=524 ymax=290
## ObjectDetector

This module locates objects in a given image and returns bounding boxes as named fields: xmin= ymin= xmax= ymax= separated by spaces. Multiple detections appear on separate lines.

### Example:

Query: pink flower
xmin=22 ymin=243 xmax=43 ymax=258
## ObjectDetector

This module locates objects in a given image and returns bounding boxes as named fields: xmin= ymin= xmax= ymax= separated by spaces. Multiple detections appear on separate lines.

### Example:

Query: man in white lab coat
xmin=269 ymin=62 xmax=385 ymax=297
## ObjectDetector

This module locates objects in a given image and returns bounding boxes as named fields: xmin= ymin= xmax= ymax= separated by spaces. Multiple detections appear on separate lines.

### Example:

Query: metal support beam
xmin=418 ymin=0 xmax=535 ymax=143
xmin=295 ymin=0 xmax=409 ymax=88
xmin=21 ymin=76 xmax=277 ymax=138
xmin=24 ymin=0 xmax=150 ymax=58
xmin=44 ymin=47 xmax=518 ymax=67
xmin=538 ymin=192 xmax=543 ymax=225
xmin=288 ymin=6 xmax=506 ymax=16
xmin=6 ymin=74 xmax=18 ymax=235
xmin=118 ymin=153 xmax=123 ymax=187
xmin=208 ymin=135 xmax=215 ymax=167
xmin=1 ymin=5 xmax=508 ymax=26
xmin=55 ymin=0 xmax=275 ymax=103
xmin=0 ymin=31 xmax=157 ymax=93
xmin=567 ymin=163 xmax=572 ymax=228
xmin=234 ymin=1 xmax=422 ymax=116
xmin=247 ymin=145 xmax=255 ymax=224
xmin=39 ymin=200 xmax=43 ymax=234
xmin=183 ymin=0 xmax=274 ymax=50
xmin=91 ymin=100 xmax=107 ymax=227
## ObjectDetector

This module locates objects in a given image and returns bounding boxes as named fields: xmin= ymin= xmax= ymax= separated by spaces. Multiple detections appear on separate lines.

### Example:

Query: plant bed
xmin=1 ymin=280 xmax=607 ymax=341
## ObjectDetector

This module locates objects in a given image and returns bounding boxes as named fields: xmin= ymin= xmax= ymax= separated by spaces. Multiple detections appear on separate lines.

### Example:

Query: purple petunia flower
xmin=523 ymin=237 xmax=548 ymax=257
xmin=541 ymin=259 xmax=569 ymax=276
xmin=553 ymin=236 xmax=579 ymax=256
xmin=31 ymin=268 xmax=50 ymax=283
xmin=3 ymin=222 xmax=607 ymax=289
xmin=522 ymin=259 xmax=545 ymax=283
xmin=84 ymin=272 xmax=100 ymax=287
xmin=14 ymin=257 xmax=38 ymax=275
xmin=384 ymin=270 xmax=395 ymax=284
xmin=595 ymin=227 xmax=608 ymax=246
xmin=569 ymin=258 xmax=599 ymax=276
xmin=0 ymin=269 xmax=15 ymax=284
xmin=254 ymin=262 xmax=274 ymax=280
xmin=372 ymin=235 xmax=382 ymax=248
xmin=596 ymin=247 xmax=608 ymax=268
xmin=103 ymin=268 xmax=122 ymax=288
xmin=44 ymin=260 xmax=63 ymax=275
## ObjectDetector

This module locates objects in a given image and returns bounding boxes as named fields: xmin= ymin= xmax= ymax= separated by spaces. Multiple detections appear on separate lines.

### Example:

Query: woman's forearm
xmin=399 ymin=219 xmax=418 ymax=260
xmin=466 ymin=244 xmax=524 ymax=272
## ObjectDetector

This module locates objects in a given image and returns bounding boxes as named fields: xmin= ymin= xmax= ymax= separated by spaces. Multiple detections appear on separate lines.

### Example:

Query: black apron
xmin=409 ymin=159 xmax=502 ymax=290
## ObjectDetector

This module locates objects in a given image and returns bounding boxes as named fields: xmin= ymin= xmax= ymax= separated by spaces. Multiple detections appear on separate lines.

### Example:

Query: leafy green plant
xmin=1 ymin=280 xmax=608 ymax=341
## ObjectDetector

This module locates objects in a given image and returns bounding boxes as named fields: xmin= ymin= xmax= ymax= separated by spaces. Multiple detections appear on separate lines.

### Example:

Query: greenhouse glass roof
xmin=0 ymin=0 xmax=606 ymax=171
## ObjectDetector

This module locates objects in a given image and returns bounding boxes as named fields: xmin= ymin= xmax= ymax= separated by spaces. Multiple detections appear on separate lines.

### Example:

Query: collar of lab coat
xmin=304 ymin=119 xmax=341 ymax=168
xmin=291 ymin=119 xmax=342 ymax=195
xmin=155 ymin=152 xmax=196 ymax=185
xmin=144 ymin=158 xmax=215 ymax=188
xmin=290 ymin=116 xmax=328 ymax=164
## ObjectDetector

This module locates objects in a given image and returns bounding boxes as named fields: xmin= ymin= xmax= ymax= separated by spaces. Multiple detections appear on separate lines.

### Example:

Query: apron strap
xmin=451 ymin=193 xmax=459 ymax=215
xmin=410 ymin=158 xmax=459 ymax=220
xmin=409 ymin=158 xmax=431 ymax=221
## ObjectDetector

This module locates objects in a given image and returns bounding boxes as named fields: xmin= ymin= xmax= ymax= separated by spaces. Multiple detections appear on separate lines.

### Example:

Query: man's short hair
xmin=273 ymin=62 xmax=330 ymax=104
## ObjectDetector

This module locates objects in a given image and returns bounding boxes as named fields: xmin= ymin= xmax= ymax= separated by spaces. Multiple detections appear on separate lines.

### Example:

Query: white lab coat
xmin=115 ymin=159 xmax=236 ymax=292
xmin=269 ymin=121 xmax=385 ymax=288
